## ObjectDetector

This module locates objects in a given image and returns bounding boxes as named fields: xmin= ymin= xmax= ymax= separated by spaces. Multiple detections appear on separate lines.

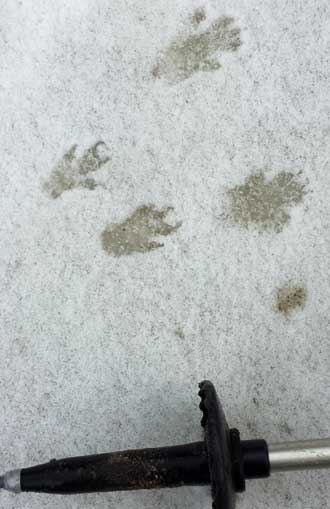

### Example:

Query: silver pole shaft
xmin=269 ymin=438 xmax=330 ymax=473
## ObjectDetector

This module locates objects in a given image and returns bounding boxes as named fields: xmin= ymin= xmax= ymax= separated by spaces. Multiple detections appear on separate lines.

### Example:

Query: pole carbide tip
xmin=0 ymin=470 xmax=21 ymax=493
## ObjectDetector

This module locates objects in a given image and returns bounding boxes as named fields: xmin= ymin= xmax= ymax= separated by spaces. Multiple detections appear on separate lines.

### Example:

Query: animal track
xmin=43 ymin=141 xmax=110 ymax=199
xmin=227 ymin=171 xmax=306 ymax=232
xmin=152 ymin=14 xmax=241 ymax=82
xmin=102 ymin=205 xmax=182 ymax=256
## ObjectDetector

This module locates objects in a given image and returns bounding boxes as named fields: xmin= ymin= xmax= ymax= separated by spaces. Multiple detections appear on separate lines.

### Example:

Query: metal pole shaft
xmin=269 ymin=438 xmax=330 ymax=473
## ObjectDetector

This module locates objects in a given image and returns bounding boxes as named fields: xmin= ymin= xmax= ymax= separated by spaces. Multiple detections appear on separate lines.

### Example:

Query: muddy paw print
xmin=44 ymin=141 xmax=110 ymax=199
xmin=152 ymin=14 xmax=241 ymax=82
xmin=102 ymin=205 xmax=182 ymax=256
xmin=227 ymin=171 xmax=306 ymax=233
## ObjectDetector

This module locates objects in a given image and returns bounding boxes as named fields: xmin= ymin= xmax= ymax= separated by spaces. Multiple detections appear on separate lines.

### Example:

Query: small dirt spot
xmin=174 ymin=327 xmax=185 ymax=339
xmin=276 ymin=286 xmax=306 ymax=315
xmin=192 ymin=7 xmax=206 ymax=26
xmin=279 ymin=422 xmax=294 ymax=435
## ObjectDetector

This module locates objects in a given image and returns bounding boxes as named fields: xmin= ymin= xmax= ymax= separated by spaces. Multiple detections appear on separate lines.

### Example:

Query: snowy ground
xmin=1 ymin=0 xmax=330 ymax=507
